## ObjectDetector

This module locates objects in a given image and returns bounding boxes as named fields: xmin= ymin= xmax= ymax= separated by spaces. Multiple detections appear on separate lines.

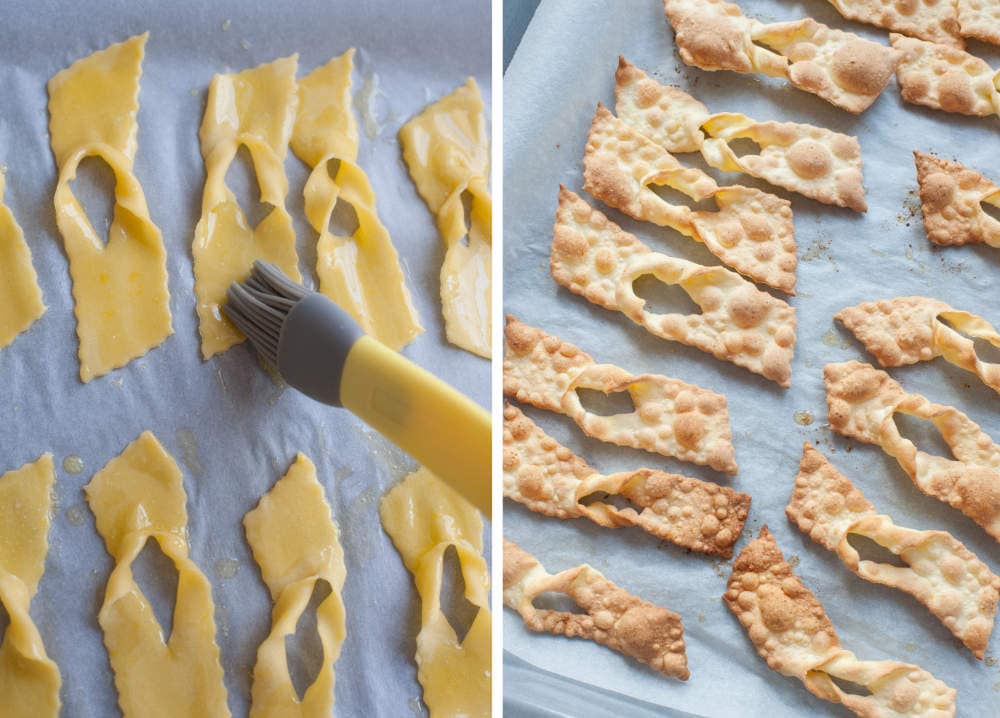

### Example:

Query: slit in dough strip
xmin=551 ymin=188 xmax=796 ymax=386
xmin=662 ymin=0 xmax=898 ymax=113
xmin=503 ymin=403 xmax=750 ymax=556
xmin=788 ymin=442 xmax=1000 ymax=658
xmin=0 ymin=173 xmax=46 ymax=350
xmin=380 ymin=468 xmax=491 ymax=718
xmin=85 ymin=432 xmax=230 ymax=718
xmin=583 ymin=103 xmax=797 ymax=294
xmin=913 ymin=151 xmax=1000 ymax=248
xmin=503 ymin=539 xmax=689 ymax=680
xmin=400 ymin=79 xmax=492 ymax=358
xmin=725 ymin=526 xmax=956 ymax=717
xmin=291 ymin=50 xmax=422 ymax=351
xmin=836 ymin=295 xmax=1000 ymax=394
xmin=0 ymin=455 xmax=61 ymax=718
xmin=244 ymin=452 xmax=346 ymax=717
xmin=891 ymin=33 xmax=1000 ymax=117
xmin=503 ymin=315 xmax=738 ymax=473
xmin=615 ymin=57 xmax=867 ymax=212
xmin=47 ymin=33 xmax=172 ymax=381
xmin=193 ymin=55 xmax=301 ymax=359
xmin=825 ymin=360 xmax=1000 ymax=542
xmin=825 ymin=0 xmax=963 ymax=47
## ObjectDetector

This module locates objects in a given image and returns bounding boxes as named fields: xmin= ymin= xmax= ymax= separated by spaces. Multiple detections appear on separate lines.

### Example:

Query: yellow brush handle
xmin=340 ymin=336 xmax=491 ymax=517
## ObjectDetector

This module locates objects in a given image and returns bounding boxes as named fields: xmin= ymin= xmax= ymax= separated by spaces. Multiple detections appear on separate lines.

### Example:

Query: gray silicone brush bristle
xmin=223 ymin=261 xmax=308 ymax=366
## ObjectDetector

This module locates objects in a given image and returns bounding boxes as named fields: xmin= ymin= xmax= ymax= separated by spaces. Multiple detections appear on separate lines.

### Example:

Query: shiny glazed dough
xmin=85 ymin=432 xmax=230 ymax=718
xmin=380 ymin=468 xmax=491 ymax=717
xmin=0 ymin=173 xmax=45 ymax=350
xmin=400 ymin=79 xmax=492 ymax=358
xmin=0 ymin=454 xmax=61 ymax=718
xmin=291 ymin=50 xmax=422 ymax=351
xmin=244 ymin=453 xmax=347 ymax=717
xmin=47 ymin=33 xmax=172 ymax=381
xmin=193 ymin=55 xmax=301 ymax=359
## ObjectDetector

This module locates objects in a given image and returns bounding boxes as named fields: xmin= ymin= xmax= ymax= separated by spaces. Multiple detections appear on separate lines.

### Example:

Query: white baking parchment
xmin=503 ymin=1 xmax=999 ymax=715
xmin=0 ymin=1 xmax=490 ymax=716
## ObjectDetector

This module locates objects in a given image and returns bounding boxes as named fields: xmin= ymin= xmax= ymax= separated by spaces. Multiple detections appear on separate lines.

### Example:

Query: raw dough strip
xmin=291 ymin=50 xmax=422 ymax=351
xmin=0 ymin=455 xmax=61 ymax=718
xmin=503 ymin=403 xmax=750 ymax=557
xmin=957 ymin=0 xmax=1000 ymax=45
xmin=725 ymin=527 xmax=956 ymax=717
xmin=380 ymin=468 xmax=491 ymax=718
xmin=825 ymin=0 xmax=963 ymax=47
xmin=662 ymin=0 xmax=898 ymax=113
xmin=825 ymin=360 xmax=1000 ymax=541
xmin=244 ymin=453 xmax=346 ymax=717
xmin=503 ymin=315 xmax=738 ymax=474
xmin=193 ymin=55 xmax=301 ymax=359
xmin=0 ymin=173 xmax=45 ymax=349
xmin=47 ymin=33 xmax=172 ymax=381
xmin=583 ymin=103 xmax=798 ymax=294
xmin=615 ymin=58 xmax=867 ymax=212
xmin=836 ymin=296 xmax=1000 ymax=394
xmin=891 ymin=34 xmax=1000 ymax=117
xmin=400 ymin=79 xmax=492 ymax=358
xmin=503 ymin=539 xmax=690 ymax=680
xmin=788 ymin=443 xmax=1000 ymax=658
xmin=913 ymin=151 xmax=1000 ymax=248
xmin=551 ymin=188 xmax=797 ymax=385
xmin=86 ymin=432 xmax=230 ymax=718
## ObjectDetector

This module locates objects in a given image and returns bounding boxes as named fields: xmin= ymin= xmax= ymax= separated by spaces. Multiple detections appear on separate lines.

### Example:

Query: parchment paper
xmin=0 ymin=1 xmax=490 ymax=715
xmin=503 ymin=1 xmax=999 ymax=715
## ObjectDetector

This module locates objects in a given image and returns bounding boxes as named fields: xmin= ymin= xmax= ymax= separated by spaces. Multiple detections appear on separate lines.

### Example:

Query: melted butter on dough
xmin=400 ymin=79 xmax=492 ymax=358
xmin=0 ymin=173 xmax=46 ymax=349
xmin=0 ymin=454 xmax=61 ymax=718
xmin=244 ymin=453 xmax=346 ymax=717
xmin=380 ymin=468 xmax=491 ymax=717
xmin=193 ymin=55 xmax=301 ymax=359
xmin=291 ymin=50 xmax=423 ymax=351
xmin=47 ymin=33 xmax=172 ymax=381
xmin=85 ymin=432 xmax=230 ymax=718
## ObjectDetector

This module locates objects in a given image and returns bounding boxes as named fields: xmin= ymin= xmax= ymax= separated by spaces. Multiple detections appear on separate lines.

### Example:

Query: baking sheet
xmin=503 ymin=1 xmax=999 ymax=715
xmin=0 ymin=1 xmax=490 ymax=715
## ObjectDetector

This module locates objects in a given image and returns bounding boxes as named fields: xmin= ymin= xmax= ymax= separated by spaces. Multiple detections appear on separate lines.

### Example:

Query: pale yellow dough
xmin=380 ymin=468 xmax=491 ymax=717
xmin=47 ymin=33 xmax=172 ymax=381
xmin=291 ymin=50 xmax=423 ymax=351
xmin=244 ymin=453 xmax=347 ymax=718
xmin=0 ymin=174 xmax=45 ymax=349
xmin=193 ymin=55 xmax=301 ymax=359
xmin=400 ymin=79 xmax=492 ymax=358
xmin=0 ymin=454 xmax=61 ymax=718
xmin=85 ymin=432 xmax=230 ymax=718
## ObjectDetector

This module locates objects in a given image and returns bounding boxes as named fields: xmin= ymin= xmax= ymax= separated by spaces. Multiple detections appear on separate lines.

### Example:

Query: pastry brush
xmin=223 ymin=261 xmax=491 ymax=517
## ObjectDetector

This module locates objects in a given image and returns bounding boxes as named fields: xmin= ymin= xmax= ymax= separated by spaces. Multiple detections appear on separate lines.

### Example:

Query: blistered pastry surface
xmin=503 ymin=316 xmax=738 ymax=472
xmin=244 ymin=453 xmax=346 ymax=717
xmin=0 ymin=455 xmax=61 ymax=718
xmin=914 ymin=151 xmax=1000 ymax=248
xmin=957 ymin=0 xmax=1000 ymax=45
xmin=788 ymin=444 xmax=1000 ymax=658
xmin=550 ymin=189 xmax=796 ymax=385
xmin=47 ymin=33 xmax=172 ymax=381
xmin=380 ymin=468 xmax=491 ymax=718
xmin=891 ymin=34 xmax=1000 ymax=117
xmin=503 ymin=403 xmax=750 ymax=556
xmin=85 ymin=432 xmax=230 ymax=718
xmin=0 ymin=174 xmax=45 ymax=351
xmin=292 ymin=50 xmax=423 ymax=352
xmin=503 ymin=539 xmax=690 ymax=680
xmin=400 ymin=78 xmax=492 ymax=358
xmin=828 ymin=0 xmax=963 ymax=46
xmin=825 ymin=360 xmax=1000 ymax=541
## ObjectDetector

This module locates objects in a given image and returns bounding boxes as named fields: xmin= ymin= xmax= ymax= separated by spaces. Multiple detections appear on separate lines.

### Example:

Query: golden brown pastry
xmin=914 ymin=152 xmax=1000 ymax=248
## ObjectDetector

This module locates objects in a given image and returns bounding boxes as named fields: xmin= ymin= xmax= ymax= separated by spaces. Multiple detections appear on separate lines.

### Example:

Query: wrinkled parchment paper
xmin=503 ymin=1 xmax=999 ymax=715
xmin=0 ymin=1 xmax=490 ymax=715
